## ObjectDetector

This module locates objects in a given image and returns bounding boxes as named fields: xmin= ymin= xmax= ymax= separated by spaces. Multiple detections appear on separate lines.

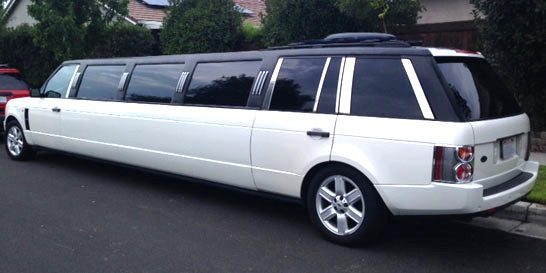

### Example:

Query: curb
xmin=495 ymin=201 xmax=546 ymax=226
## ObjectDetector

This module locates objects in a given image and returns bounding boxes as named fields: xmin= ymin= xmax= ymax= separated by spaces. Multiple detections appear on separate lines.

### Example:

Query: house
xmin=2 ymin=0 xmax=266 ymax=30
xmin=396 ymin=0 xmax=478 ymax=50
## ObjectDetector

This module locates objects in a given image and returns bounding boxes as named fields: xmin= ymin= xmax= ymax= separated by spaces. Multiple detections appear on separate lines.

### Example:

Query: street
xmin=1 ymin=145 xmax=546 ymax=273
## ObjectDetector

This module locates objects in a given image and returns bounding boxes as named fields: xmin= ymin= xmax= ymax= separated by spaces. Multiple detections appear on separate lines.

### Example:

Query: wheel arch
xmin=300 ymin=161 xmax=388 ymax=210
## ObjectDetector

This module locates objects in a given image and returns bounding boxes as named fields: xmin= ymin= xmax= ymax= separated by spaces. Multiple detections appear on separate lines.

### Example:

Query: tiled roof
xmin=128 ymin=0 xmax=167 ymax=22
xmin=233 ymin=0 xmax=267 ymax=26
xmin=128 ymin=0 xmax=265 ymax=26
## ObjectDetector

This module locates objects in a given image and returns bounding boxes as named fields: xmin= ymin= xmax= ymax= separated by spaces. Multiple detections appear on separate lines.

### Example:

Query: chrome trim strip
xmin=117 ymin=72 xmax=129 ymax=92
xmin=250 ymin=72 xmax=261 ymax=95
xmin=401 ymin=59 xmax=435 ymax=120
xmin=176 ymin=72 xmax=190 ymax=93
xmin=335 ymin=57 xmax=346 ymax=113
xmin=256 ymin=71 xmax=269 ymax=96
xmin=263 ymin=59 xmax=284 ymax=109
xmin=313 ymin=57 xmax=331 ymax=112
xmin=66 ymin=67 xmax=80 ymax=98
xmin=339 ymin=57 xmax=355 ymax=114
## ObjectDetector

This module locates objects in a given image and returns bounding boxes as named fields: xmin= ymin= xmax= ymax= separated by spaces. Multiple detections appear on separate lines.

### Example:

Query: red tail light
xmin=455 ymin=163 xmax=473 ymax=183
xmin=433 ymin=146 xmax=444 ymax=181
xmin=432 ymin=146 xmax=474 ymax=184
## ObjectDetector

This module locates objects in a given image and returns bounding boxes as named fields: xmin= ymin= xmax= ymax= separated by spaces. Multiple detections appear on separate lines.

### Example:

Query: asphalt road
xmin=1 ymin=143 xmax=546 ymax=273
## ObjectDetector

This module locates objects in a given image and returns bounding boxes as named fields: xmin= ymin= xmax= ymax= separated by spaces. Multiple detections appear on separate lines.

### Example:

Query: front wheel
xmin=4 ymin=121 xmax=35 ymax=161
xmin=307 ymin=165 xmax=389 ymax=245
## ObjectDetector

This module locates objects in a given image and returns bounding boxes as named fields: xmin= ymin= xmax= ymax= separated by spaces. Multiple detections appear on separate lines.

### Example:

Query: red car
xmin=0 ymin=65 xmax=30 ymax=131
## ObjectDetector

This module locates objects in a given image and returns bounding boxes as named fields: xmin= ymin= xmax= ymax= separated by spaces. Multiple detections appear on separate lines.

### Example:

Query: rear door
xmin=435 ymin=57 xmax=530 ymax=187
xmin=251 ymin=56 xmax=343 ymax=197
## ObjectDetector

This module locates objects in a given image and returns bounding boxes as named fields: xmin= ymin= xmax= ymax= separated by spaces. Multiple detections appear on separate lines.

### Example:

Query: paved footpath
xmin=530 ymin=152 xmax=546 ymax=165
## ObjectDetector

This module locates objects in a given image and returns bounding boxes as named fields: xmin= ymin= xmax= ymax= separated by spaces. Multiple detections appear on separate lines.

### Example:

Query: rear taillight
xmin=432 ymin=146 xmax=474 ymax=184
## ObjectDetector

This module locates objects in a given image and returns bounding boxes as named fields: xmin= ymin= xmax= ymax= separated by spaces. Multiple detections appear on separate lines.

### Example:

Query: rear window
xmin=126 ymin=64 xmax=185 ymax=103
xmin=351 ymin=58 xmax=423 ymax=119
xmin=0 ymin=74 xmax=28 ymax=90
xmin=77 ymin=65 xmax=125 ymax=101
xmin=185 ymin=61 xmax=261 ymax=107
xmin=436 ymin=58 xmax=521 ymax=121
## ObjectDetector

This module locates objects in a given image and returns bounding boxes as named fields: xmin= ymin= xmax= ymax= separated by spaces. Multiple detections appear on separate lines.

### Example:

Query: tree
xmin=161 ymin=0 xmax=243 ymax=54
xmin=28 ymin=0 xmax=129 ymax=60
xmin=472 ymin=0 xmax=546 ymax=130
xmin=0 ymin=25 xmax=57 ymax=87
xmin=261 ymin=0 xmax=422 ymax=47
xmin=262 ymin=0 xmax=356 ymax=46
xmin=90 ymin=24 xmax=156 ymax=58
xmin=335 ymin=0 xmax=422 ymax=33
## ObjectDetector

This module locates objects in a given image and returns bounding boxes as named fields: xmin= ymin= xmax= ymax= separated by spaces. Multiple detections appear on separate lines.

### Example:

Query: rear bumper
xmin=376 ymin=161 xmax=540 ymax=216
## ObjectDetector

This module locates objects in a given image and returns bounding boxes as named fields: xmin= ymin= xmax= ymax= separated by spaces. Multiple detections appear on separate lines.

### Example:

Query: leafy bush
xmin=472 ymin=0 xmax=546 ymax=130
xmin=0 ymin=25 xmax=57 ymax=88
xmin=241 ymin=22 xmax=264 ymax=50
xmin=28 ymin=0 xmax=130 ymax=61
xmin=262 ymin=0 xmax=356 ymax=46
xmin=90 ymin=24 xmax=157 ymax=58
xmin=161 ymin=0 xmax=243 ymax=54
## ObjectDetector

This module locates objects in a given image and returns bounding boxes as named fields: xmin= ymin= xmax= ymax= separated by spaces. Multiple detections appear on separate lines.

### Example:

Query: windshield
xmin=0 ymin=74 xmax=29 ymax=90
xmin=436 ymin=57 xmax=522 ymax=121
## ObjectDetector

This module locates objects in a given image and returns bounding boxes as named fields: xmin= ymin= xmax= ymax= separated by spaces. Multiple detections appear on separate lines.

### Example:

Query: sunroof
xmin=142 ymin=0 xmax=170 ymax=7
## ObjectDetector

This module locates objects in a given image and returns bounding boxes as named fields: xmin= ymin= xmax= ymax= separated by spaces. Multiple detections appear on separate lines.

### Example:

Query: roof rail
xmin=268 ymin=32 xmax=411 ymax=50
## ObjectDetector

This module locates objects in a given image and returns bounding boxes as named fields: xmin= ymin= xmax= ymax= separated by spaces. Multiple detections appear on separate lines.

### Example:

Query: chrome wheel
xmin=6 ymin=126 xmax=24 ymax=157
xmin=315 ymin=175 xmax=365 ymax=236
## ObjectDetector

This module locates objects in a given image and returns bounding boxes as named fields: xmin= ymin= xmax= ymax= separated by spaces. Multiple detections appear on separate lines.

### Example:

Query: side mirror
xmin=44 ymin=90 xmax=62 ymax=98
xmin=30 ymin=88 xmax=42 ymax=98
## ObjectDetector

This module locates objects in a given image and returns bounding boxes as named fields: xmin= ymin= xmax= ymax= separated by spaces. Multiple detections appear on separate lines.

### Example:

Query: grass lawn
xmin=526 ymin=165 xmax=546 ymax=204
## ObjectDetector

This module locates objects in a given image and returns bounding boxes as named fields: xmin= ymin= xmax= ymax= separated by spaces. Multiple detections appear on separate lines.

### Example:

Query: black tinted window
xmin=351 ymin=58 xmax=423 ymax=119
xmin=436 ymin=58 xmax=521 ymax=121
xmin=270 ymin=58 xmax=327 ymax=112
xmin=77 ymin=65 xmax=125 ymax=100
xmin=126 ymin=64 xmax=184 ymax=103
xmin=317 ymin=57 xmax=342 ymax=114
xmin=0 ymin=74 xmax=28 ymax=90
xmin=184 ymin=61 xmax=261 ymax=107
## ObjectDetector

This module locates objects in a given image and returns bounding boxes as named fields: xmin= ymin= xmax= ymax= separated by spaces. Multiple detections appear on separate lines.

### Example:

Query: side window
xmin=43 ymin=65 xmax=78 ymax=98
xmin=351 ymin=58 xmax=423 ymax=119
xmin=184 ymin=61 xmax=261 ymax=107
xmin=317 ymin=57 xmax=342 ymax=114
xmin=77 ymin=65 xmax=125 ymax=101
xmin=269 ymin=57 xmax=327 ymax=112
xmin=125 ymin=64 xmax=185 ymax=103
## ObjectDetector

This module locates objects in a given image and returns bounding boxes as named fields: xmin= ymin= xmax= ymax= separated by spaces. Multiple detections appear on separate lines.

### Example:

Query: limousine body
xmin=3 ymin=33 xmax=539 ymax=244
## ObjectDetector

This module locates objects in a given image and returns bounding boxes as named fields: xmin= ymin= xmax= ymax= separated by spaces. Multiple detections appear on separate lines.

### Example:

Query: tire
xmin=306 ymin=165 xmax=389 ymax=246
xmin=4 ymin=120 xmax=35 ymax=161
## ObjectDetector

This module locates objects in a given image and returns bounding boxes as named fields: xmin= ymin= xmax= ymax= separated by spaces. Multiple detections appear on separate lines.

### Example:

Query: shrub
xmin=241 ymin=22 xmax=264 ymax=50
xmin=90 ymin=24 xmax=157 ymax=58
xmin=472 ymin=0 xmax=546 ymax=130
xmin=0 ymin=25 xmax=58 ymax=88
xmin=161 ymin=0 xmax=244 ymax=54
xmin=261 ymin=0 xmax=355 ymax=46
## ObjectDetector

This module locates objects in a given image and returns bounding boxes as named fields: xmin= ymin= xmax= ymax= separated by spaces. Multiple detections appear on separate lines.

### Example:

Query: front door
xmin=28 ymin=64 xmax=79 ymax=149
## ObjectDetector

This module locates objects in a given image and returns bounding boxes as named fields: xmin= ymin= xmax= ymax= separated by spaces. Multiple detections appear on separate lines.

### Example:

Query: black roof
xmin=64 ymin=33 xmax=430 ymax=66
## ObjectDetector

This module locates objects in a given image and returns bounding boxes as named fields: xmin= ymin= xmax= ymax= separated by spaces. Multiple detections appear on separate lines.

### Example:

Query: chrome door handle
xmin=306 ymin=130 xmax=330 ymax=138
xmin=52 ymin=107 xmax=61 ymax=113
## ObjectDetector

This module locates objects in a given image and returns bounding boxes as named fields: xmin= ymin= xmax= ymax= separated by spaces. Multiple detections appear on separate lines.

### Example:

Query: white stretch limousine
xmin=3 ymin=33 xmax=539 ymax=245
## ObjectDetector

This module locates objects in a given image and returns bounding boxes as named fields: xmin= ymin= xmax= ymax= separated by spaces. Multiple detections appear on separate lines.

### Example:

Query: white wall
xmin=5 ymin=0 xmax=36 ymax=28
xmin=418 ymin=0 xmax=475 ymax=24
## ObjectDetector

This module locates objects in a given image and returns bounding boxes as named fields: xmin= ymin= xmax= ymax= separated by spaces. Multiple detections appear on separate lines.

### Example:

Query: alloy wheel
xmin=315 ymin=175 xmax=365 ymax=236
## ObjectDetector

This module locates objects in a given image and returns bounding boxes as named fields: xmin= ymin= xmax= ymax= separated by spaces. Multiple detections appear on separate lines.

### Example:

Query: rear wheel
xmin=4 ymin=121 xmax=35 ymax=161
xmin=307 ymin=165 xmax=388 ymax=245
